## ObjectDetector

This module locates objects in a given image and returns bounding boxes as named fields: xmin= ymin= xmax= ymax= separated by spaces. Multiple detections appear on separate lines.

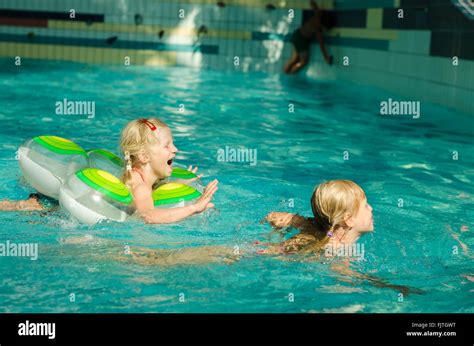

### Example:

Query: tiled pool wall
xmin=306 ymin=0 xmax=474 ymax=116
xmin=0 ymin=0 xmax=473 ymax=114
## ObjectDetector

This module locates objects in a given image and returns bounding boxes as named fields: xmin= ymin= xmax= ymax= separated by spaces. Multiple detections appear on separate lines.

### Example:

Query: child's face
xmin=351 ymin=197 xmax=374 ymax=232
xmin=147 ymin=127 xmax=178 ymax=179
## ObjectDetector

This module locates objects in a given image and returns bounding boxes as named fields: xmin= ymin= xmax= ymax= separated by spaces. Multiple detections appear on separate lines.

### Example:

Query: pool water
xmin=0 ymin=59 xmax=472 ymax=313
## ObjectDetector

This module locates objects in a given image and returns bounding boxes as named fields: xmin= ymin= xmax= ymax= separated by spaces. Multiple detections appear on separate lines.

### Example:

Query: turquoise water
xmin=0 ymin=59 xmax=473 ymax=313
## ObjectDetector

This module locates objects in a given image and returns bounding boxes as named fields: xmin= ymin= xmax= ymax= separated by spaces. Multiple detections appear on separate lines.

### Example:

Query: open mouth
xmin=167 ymin=158 xmax=173 ymax=166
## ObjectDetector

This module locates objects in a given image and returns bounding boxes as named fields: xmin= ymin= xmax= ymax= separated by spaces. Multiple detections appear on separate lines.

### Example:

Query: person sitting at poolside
xmin=284 ymin=0 xmax=333 ymax=74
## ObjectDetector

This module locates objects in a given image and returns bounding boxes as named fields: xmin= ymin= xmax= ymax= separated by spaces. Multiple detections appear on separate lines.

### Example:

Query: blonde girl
xmin=262 ymin=180 xmax=423 ymax=295
xmin=120 ymin=118 xmax=218 ymax=223
xmin=264 ymin=180 xmax=373 ymax=254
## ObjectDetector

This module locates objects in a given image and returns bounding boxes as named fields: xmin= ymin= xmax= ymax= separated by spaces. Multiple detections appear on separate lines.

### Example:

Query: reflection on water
xmin=0 ymin=60 xmax=472 ymax=312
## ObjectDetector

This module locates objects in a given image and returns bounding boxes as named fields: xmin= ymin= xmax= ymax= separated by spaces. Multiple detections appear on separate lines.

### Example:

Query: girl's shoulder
xmin=127 ymin=171 xmax=147 ymax=190
xmin=130 ymin=181 xmax=151 ymax=196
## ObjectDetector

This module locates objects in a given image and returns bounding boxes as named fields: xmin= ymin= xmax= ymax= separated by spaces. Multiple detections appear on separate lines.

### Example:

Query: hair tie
xmin=140 ymin=119 xmax=157 ymax=131
xmin=327 ymin=231 xmax=334 ymax=237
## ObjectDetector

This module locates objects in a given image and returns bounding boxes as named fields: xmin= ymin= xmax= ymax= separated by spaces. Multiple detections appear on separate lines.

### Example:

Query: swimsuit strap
xmin=132 ymin=167 xmax=145 ymax=183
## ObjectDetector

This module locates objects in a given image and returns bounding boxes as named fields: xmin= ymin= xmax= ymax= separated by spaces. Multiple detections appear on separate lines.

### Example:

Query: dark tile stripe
xmin=400 ymin=0 xmax=430 ymax=7
xmin=0 ymin=9 xmax=104 ymax=22
xmin=252 ymin=31 xmax=389 ymax=52
xmin=382 ymin=8 xmax=429 ymax=29
xmin=427 ymin=0 xmax=474 ymax=31
xmin=303 ymin=9 xmax=367 ymax=28
xmin=334 ymin=0 xmax=396 ymax=10
xmin=0 ymin=33 xmax=219 ymax=54
xmin=430 ymin=31 xmax=474 ymax=59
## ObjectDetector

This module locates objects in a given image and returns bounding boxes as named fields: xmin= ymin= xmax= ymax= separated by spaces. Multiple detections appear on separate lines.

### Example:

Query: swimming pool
xmin=0 ymin=59 xmax=472 ymax=313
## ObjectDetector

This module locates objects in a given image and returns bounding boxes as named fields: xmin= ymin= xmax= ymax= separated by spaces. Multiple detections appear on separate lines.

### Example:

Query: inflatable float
xmin=18 ymin=136 xmax=203 ymax=224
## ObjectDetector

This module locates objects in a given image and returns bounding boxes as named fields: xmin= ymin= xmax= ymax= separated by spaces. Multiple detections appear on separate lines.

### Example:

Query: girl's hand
xmin=193 ymin=179 xmax=218 ymax=213
xmin=187 ymin=165 xmax=198 ymax=173
xmin=265 ymin=212 xmax=295 ymax=228
xmin=186 ymin=165 xmax=203 ymax=183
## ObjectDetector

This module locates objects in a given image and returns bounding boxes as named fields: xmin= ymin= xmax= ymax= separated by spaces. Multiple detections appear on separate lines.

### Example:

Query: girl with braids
xmin=263 ymin=180 xmax=373 ymax=255
xmin=262 ymin=180 xmax=424 ymax=295
xmin=0 ymin=117 xmax=218 ymax=220
xmin=120 ymin=118 xmax=218 ymax=224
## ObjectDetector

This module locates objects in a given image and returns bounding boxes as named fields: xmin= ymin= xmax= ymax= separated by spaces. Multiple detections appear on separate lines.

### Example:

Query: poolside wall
xmin=0 ymin=0 xmax=472 ymax=115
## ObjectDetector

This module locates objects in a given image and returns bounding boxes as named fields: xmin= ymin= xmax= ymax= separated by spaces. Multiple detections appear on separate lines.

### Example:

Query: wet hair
xmin=119 ymin=118 xmax=168 ymax=187
xmin=310 ymin=180 xmax=366 ymax=239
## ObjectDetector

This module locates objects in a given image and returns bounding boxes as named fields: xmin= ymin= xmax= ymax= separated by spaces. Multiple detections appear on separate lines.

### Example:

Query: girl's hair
xmin=119 ymin=118 xmax=168 ymax=187
xmin=310 ymin=180 xmax=366 ymax=241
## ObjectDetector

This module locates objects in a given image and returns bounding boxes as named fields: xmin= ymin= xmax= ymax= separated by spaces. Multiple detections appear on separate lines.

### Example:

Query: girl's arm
xmin=133 ymin=179 xmax=218 ymax=224
xmin=265 ymin=212 xmax=314 ymax=231
xmin=259 ymin=213 xmax=317 ymax=254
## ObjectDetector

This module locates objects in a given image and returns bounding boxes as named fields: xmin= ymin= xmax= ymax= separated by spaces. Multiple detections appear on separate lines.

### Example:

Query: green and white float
xmin=18 ymin=136 xmax=89 ymax=199
xmin=18 ymin=136 xmax=204 ymax=224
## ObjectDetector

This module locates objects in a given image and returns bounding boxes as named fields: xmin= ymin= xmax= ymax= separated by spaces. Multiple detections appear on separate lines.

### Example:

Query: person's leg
xmin=315 ymin=28 xmax=333 ymax=65
xmin=289 ymin=51 xmax=309 ymax=74
xmin=284 ymin=48 xmax=300 ymax=74
xmin=0 ymin=194 xmax=44 ymax=211
xmin=117 ymin=245 xmax=240 ymax=266
xmin=60 ymin=235 xmax=240 ymax=266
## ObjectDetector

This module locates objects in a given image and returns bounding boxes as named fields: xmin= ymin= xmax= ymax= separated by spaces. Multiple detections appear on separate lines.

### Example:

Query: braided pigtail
xmin=120 ymin=117 xmax=169 ymax=188
xmin=121 ymin=151 xmax=133 ymax=187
